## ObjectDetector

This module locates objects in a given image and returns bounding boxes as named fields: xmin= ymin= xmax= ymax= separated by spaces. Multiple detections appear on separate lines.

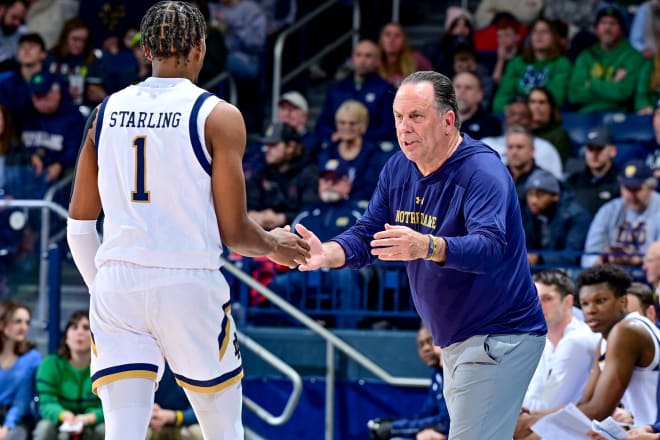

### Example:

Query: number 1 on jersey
xmin=132 ymin=136 xmax=150 ymax=202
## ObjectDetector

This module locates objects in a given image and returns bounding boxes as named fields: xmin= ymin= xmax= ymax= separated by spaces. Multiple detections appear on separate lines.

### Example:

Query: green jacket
xmin=568 ymin=39 xmax=646 ymax=113
xmin=493 ymin=55 xmax=572 ymax=113
xmin=35 ymin=355 xmax=104 ymax=425
xmin=532 ymin=122 xmax=573 ymax=164
xmin=635 ymin=59 xmax=658 ymax=112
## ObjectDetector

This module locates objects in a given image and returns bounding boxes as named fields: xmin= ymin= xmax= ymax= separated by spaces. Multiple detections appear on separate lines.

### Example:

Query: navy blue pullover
xmin=333 ymin=135 xmax=547 ymax=346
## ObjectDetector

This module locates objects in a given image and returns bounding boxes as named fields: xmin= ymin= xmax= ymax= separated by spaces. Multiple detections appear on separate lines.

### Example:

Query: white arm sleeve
xmin=67 ymin=217 xmax=100 ymax=291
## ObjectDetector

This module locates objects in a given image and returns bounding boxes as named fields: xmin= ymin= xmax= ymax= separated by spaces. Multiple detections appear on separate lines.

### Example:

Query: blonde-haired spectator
xmin=317 ymin=100 xmax=386 ymax=201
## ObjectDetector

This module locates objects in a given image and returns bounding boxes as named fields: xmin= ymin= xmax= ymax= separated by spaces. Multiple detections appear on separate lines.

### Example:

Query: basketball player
xmin=66 ymin=2 xmax=310 ymax=439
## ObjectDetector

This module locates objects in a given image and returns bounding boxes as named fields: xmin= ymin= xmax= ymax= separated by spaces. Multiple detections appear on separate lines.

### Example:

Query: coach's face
xmin=393 ymin=81 xmax=448 ymax=166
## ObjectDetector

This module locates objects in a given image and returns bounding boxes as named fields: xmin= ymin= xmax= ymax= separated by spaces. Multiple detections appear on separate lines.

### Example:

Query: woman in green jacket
xmin=33 ymin=311 xmax=104 ymax=440
xmin=493 ymin=17 xmax=572 ymax=113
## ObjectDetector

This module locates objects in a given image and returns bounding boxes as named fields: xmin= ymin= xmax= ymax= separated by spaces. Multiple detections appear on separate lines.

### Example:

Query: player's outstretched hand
xmin=371 ymin=223 xmax=428 ymax=261
xmin=295 ymin=224 xmax=324 ymax=271
xmin=267 ymin=225 xmax=310 ymax=269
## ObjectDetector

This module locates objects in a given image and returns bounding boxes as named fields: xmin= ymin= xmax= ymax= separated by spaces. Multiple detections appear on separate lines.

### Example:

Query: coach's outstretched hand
xmin=295 ymin=224 xmax=324 ymax=271
xmin=267 ymin=225 xmax=310 ymax=269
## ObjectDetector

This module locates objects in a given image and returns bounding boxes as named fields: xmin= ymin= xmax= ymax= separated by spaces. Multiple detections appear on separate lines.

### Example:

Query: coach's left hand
xmin=371 ymin=223 xmax=430 ymax=261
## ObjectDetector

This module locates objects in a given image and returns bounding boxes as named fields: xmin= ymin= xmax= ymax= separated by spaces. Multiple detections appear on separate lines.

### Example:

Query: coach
xmin=297 ymin=70 xmax=547 ymax=439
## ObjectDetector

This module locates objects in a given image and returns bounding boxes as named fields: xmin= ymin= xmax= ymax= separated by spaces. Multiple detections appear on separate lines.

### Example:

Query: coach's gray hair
xmin=400 ymin=71 xmax=461 ymax=130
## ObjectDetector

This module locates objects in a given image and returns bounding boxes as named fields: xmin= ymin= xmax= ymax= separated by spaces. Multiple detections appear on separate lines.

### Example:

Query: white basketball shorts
xmin=89 ymin=261 xmax=243 ymax=394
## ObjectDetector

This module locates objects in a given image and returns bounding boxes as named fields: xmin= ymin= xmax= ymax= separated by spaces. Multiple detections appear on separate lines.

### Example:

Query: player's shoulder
xmin=207 ymin=99 xmax=245 ymax=128
xmin=610 ymin=317 xmax=655 ymax=351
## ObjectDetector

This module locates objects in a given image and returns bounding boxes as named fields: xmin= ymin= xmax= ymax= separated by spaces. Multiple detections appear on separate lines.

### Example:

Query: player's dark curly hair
xmin=140 ymin=1 xmax=206 ymax=65
xmin=576 ymin=264 xmax=632 ymax=298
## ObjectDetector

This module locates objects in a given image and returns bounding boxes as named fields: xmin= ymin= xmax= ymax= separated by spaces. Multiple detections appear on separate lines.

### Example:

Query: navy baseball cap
xmin=524 ymin=169 xmax=560 ymax=195
xmin=585 ymin=126 xmax=612 ymax=148
xmin=29 ymin=71 xmax=58 ymax=95
xmin=320 ymin=159 xmax=350 ymax=180
xmin=619 ymin=160 xmax=653 ymax=188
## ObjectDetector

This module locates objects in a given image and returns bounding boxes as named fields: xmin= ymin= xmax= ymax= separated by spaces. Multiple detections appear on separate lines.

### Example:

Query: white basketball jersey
xmin=599 ymin=312 xmax=660 ymax=425
xmin=94 ymin=77 xmax=223 ymax=270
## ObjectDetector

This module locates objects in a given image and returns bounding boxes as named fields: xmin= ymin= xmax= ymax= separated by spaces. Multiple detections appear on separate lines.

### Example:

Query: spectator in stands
xmin=520 ymin=270 xmax=597 ymax=412
xmin=268 ymin=91 xmax=314 ymax=156
xmin=427 ymin=6 xmax=475 ymax=77
xmin=77 ymin=1 xmax=151 ymax=49
xmin=493 ymin=17 xmax=572 ymax=113
xmin=452 ymin=71 xmax=501 ymax=140
xmin=0 ymin=300 xmax=41 ymax=440
xmin=33 ymin=310 xmax=104 ymax=440
xmin=642 ymin=99 xmax=660 ymax=174
xmin=630 ymin=0 xmax=660 ymax=59
xmin=626 ymin=282 xmax=658 ymax=325
xmin=582 ymin=160 xmax=660 ymax=268
xmin=541 ymin=1 xmax=600 ymax=61
xmin=518 ymin=265 xmax=660 ymax=433
xmin=527 ymin=86 xmax=572 ymax=164
xmin=0 ymin=103 xmax=21 ymax=184
xmin=247 ymin=122 xmax=319 ymax=229
xmin=522 ymin=169 xmax=591 ymax=268
xmin=45 ymin=17 xmax=106 ymax=107
xmin=96 ymin=26 xmax=139 ymax=96
xmin=377 ymin=22 xmax=433 ymax=86
xmin=0 ymin=32 xmax=46 ymax=131
xmin=0 ymin=0 xmax=28 ymax=72
xmin=568 ymin=3 xmax=646 ymax=113
xmin=211 ymin=0 xmax=266 ymax=81
xmin=479 ymin=12 xmax=523 ymax=81
xmin=192 ymin=1 xmax=227 ymax=90
xmin=565 ymin=125 xmax=621 ymax=218
xmin=315 ymin=39 xmax=396 ymax=146
xmin=504 ymin=125 xmax=543 ymax=204
xmin=451 ymin=42 xmax=496 ymax=110
xmin=24 ymin=0 xmax=78 ymax=51
xmin=243 ymin=91 xmax=314 ymax=179
xmin=636 ymin=52 xmax=659 ymax=114
xmin=643 ymin=240 xmax=660 ymax=290
xmin=290 ymin=159 xmax=364 ymax=238
xmin=474 ymin=0 xmax=542 ymax=30
xmin=148 ymin=364 xmax=202 ymax=440
xmin=317 ymin=100 xmax=384 ymax=202
xmin=367 ymin=324 xmax=450 ymax=440
xmin=268 ymin=159 xmax=364 ymax=327
xmin=129 ymin=30 xmax=150 ymax=84
xmin=21 ymin=70 xmax=85 ymax=195
xmin=482 ymin=101 xmax=563 ymax=180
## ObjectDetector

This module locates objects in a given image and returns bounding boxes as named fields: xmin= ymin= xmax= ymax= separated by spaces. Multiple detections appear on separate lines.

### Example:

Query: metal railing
xmin=201 ymin=71 xmax=238 ymax=105
xmin=221 ymin=256 xmax=429 ymax=440
xmin=0 ymin=175 xmax=71 ymax=326
xmin=270 ymin=0 xmax=360 ymax=122
xmin=238 ymin=331 xmax=303 ymax=425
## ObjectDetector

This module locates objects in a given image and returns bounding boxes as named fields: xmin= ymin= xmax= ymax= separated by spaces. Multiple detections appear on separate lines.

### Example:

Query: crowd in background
xmin=0 ymin=0 xmax=660 ymax=438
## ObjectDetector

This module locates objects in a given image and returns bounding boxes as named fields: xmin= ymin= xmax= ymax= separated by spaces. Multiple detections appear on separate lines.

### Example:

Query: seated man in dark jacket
xmin=246 ymin=122 xmax=319 ymax=229
xmin=522 ymin=169 xmax=592 ymax=268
